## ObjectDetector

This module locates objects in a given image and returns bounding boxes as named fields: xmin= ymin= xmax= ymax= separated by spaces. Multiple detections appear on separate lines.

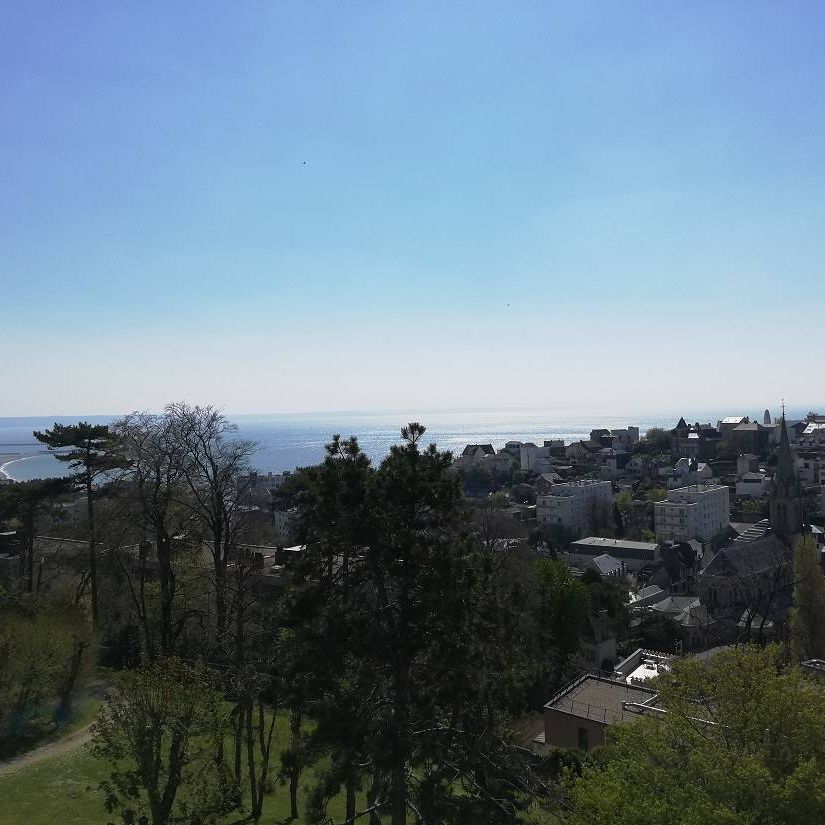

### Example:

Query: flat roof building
xmin=536 ymin=479 xmax=613 ymax=538
xmin=537 ymin=674 xmax=658 ymax=751
xmin=654 ymin=483 xmax=730 ymax=543
xmin=568 ymin=536 xmax=660 ymax=573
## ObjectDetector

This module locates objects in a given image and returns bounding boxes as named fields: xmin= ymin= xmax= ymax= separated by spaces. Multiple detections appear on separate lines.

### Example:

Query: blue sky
xmin=2 ymin=1 xmax=823 ymax=416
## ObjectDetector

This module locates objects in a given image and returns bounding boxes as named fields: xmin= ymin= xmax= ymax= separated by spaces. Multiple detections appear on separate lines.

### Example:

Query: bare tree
xmin=111 ymin=412 xmax=196 ymax=658
xmin=165 ymin=402 xmax=257 ymax=649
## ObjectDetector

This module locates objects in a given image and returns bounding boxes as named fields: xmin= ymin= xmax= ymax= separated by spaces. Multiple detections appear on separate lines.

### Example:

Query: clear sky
xmin=2 ymin=1 xmax=823 ymax=416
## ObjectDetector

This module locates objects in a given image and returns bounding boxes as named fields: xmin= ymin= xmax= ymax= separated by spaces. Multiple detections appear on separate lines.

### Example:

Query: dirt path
xmin=0 ymin=722 xmax=95 ymax=777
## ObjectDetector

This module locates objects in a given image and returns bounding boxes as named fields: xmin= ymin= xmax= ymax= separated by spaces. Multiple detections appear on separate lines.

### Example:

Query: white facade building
xmin=272 ymin=508 xmax=299 ymax=543
xmin=536 ymin=480 xmax=613 ymax=537
xmin=520 ymin=442 xmax=560 ymax=473
xmin=736 ymin=472 xmax=771 ymax=498
xmin=654 ymin=483 xmax=730 ymax=543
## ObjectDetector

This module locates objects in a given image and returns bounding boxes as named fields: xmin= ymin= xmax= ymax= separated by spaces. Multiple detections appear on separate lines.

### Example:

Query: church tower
xmin=769 ymin=413 xmax=804 ymax=543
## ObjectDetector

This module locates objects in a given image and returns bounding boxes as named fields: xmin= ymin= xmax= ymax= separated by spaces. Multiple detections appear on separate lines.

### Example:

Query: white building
xmin=654 ymin=483 xmax=730 ymax=543
xmin=520 ymin=442 xmax=560 ymax=473
xmin=272 ymin=507 xmax=299 ymax=543
xmin=536 ymin=480 xmax=613 ymax=537
xmin=736 ymin=471 xmax=771 ymax=498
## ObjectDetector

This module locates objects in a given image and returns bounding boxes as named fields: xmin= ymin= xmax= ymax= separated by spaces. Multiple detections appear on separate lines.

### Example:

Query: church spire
xmin=776 ymin=412 xmax=796 ymax=487
xmin=770 ymin=410 xmax=803 ymax=542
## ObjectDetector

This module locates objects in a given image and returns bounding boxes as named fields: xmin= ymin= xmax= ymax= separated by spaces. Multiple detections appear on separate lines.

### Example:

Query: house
xmin=737 ymin=454 xmax=759 ymax=477
xmin=536 ymin=675 xmax=658 ymax=752
xmin=797 ymin=455 xmax=824 ymax=485
xmin=580 ymin=612 xmax=617 ymax=671
xmin=535 ymin=471 xmax=564 ymax=494
xmin=661 ymin=457 xmax=692 ymax=488
xmin=628 ymin=584 xmax=669 ymax=609
xmin=610 ymin=426 xmax=640 ymax=449
xmin=727 ymin=422 xmax=772 ymax=455
xmin=800 ymin=422 xmax=825 ymax=446
xmin=718 ymin=416 xmax=750 ymax=434
xmin=520 ymin=442 xmax=555 ymax=473
xmin=566 ymin=440 xmax=601 ymax=464
xmin=568 ymin=536 xmax=661 ymax=573
xmin=624 ymin=455 xmax=657 ymax=481
xmin=485 ymin=451 xmax=517 ymax=476
xmin=648 ymin=595 xmax=717 ymax=649
xmin=736 ymin=471 xmax=770 ymax=498
xmin=499 ymin=440 xmax=524 ymax=458
xmin=671 ymin=420 xmax=722 ymax=460
xmin=646 ymin=540 xmax=703 ymax=592
xmin=588 ymin=553 xmax=624 ymax=576
xmin=460 ymin=444 xmax=495 ymax=466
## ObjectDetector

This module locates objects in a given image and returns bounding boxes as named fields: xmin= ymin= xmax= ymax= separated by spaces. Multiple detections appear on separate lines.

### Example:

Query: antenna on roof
xmin=781 ymin=398 xmax=786 ymax=419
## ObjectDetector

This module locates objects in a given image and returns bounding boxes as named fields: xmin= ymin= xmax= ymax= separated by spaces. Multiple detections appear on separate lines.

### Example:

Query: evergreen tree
xmin=33 ymin=422 xmax=125 ymax=628
xmin=289 ymin=425 xmax=546 ymax=825
xmin=283 ymin=434 xmax=376 ymax=825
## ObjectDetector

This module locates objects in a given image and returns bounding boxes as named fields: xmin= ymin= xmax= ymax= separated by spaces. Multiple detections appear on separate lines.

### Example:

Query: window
xmin=578 ymin=727 xmax=590 ymax=751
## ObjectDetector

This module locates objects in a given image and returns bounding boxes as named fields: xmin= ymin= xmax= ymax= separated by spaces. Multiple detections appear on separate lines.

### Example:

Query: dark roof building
xmin=461 ymin=444 xmax=495 ymax=456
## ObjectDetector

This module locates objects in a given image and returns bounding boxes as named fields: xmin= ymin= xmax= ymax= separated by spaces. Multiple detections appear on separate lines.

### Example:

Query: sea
xmin=0 ymin=406 xmax=812 ymax=483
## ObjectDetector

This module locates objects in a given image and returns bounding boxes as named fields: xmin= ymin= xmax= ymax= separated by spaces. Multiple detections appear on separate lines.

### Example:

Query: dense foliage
xmin=566 ymin=646 xmax=825 ymax=825
xmin=1 ymin=409 xmax=585 ymax=825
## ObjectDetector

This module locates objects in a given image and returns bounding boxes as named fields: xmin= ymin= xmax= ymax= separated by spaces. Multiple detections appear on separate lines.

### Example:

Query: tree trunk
xmin=232 ymin=702 xmax=244 ymax=789
xmin=368 ymin=768 xmax=383 ymax=825
xmin=56 ymin=641 xmax=86 ymax=722
xmin=390 ymin=655 xmax=410 ymax=825
xmin=25 ymin=528 xmax=34 ymax=593
xmin=214 ymin=553 xmax=226 ymax=642
xmin=345 ymin=775 xmax=357 ymax=824
xmin=252 ymin=699 xmax=276 ymax=822
xmin=245 ymin=697 xmax=258 ymax=820
xmin=86 ymin=476 xmax=99 ymax=630
xmin=289 ymin=708 xmax=302 ymax=820
xmin=212 ymin=516 xmax=226 ymax=642
xmin=157 ymin=534 xmax=174 ymax=657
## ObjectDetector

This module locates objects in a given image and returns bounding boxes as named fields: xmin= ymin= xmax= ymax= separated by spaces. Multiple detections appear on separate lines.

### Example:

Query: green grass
xmin=0 ymin=713 xmax=352 ymax=825
xmin=0 ymin=743 xmax=110 ymax=825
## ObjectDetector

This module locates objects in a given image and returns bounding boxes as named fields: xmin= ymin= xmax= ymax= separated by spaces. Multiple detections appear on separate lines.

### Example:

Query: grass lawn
xmin=0 ymin=743 xmax=110 ymax=825
xmin=0 ymin=713 xmax=352 ymax=825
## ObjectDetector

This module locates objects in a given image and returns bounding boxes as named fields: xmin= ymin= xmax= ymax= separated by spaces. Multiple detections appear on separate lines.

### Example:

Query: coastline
xmin=0 ymin=454 xmax=25 ymax=482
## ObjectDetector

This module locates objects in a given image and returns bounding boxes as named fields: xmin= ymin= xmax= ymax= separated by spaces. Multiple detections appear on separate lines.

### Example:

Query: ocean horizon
xmin=0 ymin=405 xmax=815 ymax=483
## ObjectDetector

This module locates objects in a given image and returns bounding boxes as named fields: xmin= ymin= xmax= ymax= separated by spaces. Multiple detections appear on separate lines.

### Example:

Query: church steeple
xmin=770 ymin=412 xmax=803 ymax=542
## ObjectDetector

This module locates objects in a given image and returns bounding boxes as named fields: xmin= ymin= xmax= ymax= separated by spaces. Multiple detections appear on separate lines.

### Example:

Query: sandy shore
xmin=0 ymin=453 xmax=25 ymax=481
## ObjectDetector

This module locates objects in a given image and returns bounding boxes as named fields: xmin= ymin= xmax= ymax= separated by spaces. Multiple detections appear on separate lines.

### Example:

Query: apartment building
xmin=536 ymin=479 xmax=613 ymax=537
xmin=654 ymin=483 xmax=730 ymax=543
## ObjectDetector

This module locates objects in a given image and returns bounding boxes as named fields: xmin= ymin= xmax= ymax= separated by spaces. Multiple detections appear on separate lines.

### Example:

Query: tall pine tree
xmin=33 ymin=422 xmax=124 ymax=628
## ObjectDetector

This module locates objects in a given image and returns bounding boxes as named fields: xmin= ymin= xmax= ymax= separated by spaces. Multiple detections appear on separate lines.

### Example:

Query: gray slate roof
xmin=702 ymin=534 xmax=790 ymax=577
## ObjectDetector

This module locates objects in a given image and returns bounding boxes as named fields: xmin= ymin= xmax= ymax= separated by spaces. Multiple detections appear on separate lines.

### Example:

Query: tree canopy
xmin=566 ymin=646 xmax=825 ymax=825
